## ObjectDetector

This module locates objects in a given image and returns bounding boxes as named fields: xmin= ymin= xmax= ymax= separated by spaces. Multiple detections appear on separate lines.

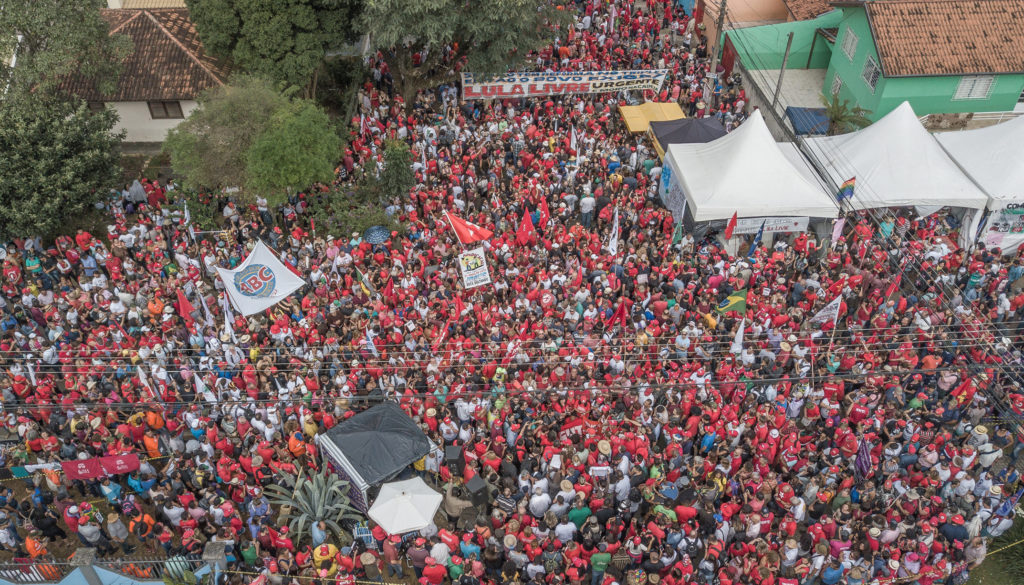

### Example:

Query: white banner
xmin=461 ymin=70 xmax=668 ymax=99
xmin=458 ymin=247 xmax=492 ymax=289
xmin=216 ymin=240 xmax=306 ymax=316
xmin=733 ymin=217 xmax=808 ymax=235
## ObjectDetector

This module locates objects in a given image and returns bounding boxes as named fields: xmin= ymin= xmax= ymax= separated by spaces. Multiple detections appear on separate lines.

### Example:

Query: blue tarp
xmin=785 ymin=106 xmax=829 ymax=135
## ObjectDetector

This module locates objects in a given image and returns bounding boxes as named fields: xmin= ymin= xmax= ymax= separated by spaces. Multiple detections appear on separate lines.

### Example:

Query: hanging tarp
xmin=649 ymin=118 xmax=727 ymax=157
xmin=620 ymin=102 xmax=686 ymax=133
xmin=785 ymin=106 xmax=829 ymax=136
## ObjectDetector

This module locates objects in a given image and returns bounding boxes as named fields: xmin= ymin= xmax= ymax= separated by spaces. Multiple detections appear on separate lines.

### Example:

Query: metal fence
xmin=0 ymin=560 xmax=73 ymax=584
xmin=0 ymin=553 xmax=205 ymax=584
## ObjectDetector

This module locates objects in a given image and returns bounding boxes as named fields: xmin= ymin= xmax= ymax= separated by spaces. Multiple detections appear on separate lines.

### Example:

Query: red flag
xmin=176 ymin=289 xmax=196 ymax=328
xmin=100 ymin=454 xmax=140 ymax=475
xmin=62 ymin=458 xmax=105 ymax=481
xmin=606 ymin=301 xmax=629 ymax=328
xmin=446 ymin=211 xmax=493 ymax=245
xmin=383 ymin=277 xmax=395 ymax=300
xmin=884 ymin=273 xmax=902 ymax=299
xmin=725 ymin=212 xmax=738 ymax=240
xmin=454 ymin=295 xmax=466 ymax=317
xmin=516 ymin=211 xmax=536 ymax=246
xmin=538 ymin=198 xmax=550 ymax=229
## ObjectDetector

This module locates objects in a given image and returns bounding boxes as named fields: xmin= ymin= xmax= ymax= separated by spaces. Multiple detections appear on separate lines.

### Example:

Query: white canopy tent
xmin=801 ymin=102 xmax=989 ymax=213
xmin=663 ymin=110 xmax=839 ymax=222
xmin=935 ymin=116 xmax=1024 ymax=253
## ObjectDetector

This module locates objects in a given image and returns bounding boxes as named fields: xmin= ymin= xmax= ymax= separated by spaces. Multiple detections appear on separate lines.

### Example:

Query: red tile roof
xmin=783 ymin=0 xmax=832 ymax=21
xmin=864 ymin=0 xmax=1024 ymax=77
xmin=59 ymin=9 xmax=228 ymax=102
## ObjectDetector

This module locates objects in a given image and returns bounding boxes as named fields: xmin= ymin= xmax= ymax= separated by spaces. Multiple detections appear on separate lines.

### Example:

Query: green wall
xmin=728 ymin=10 xmax=843 ymax=71
xmin=825 ymin=6 xmax=1024 ymax=120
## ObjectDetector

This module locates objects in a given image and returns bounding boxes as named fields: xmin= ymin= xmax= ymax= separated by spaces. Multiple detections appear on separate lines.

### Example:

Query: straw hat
xmin=973 ymin=425 xmax=988 ymax=436
xmin=251 ymin=455 xmax=264 ymax=467
xmin=360 ymin=552 xmax=376 ymax=565
xmin=561 ymin=480 xmax=574 ymax=492
xmin=780 ymin=341 xmax=792 ymax=352
xmin=503 ymin=534 xmax=517 ymax=549
xmin=598 ymin=440 xmax=612 ymax=456
xmin=426 ymin=407 xmax=437 ymax=417
xmin=868 ymin=527 xmax=881 ymax=538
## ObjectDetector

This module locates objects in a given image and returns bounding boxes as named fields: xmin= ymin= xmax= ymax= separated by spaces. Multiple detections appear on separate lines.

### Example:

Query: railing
xmin=95 ymin=553 xmax=205 ymax=581
xmin=919 ymin=110 xmax=1022 ymax=130
xmin=0 ymin=560 xmax=73 ymax=584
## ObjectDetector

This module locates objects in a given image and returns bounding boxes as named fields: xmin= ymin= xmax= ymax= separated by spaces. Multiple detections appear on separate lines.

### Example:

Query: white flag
xmin=570 ymin=125 xmax=579 ymax=153
xmin=195 ymin=373 xmax=217 ymax=403
xmin=730 ymin=318 xmax=745 ymax=354
xmin=216 ymin=240 xmax=306 ymax=316
xmin=607 ymin=207 xmax=620 ymax=255
xmin=809 ymin=295 xmax=843 ymax=326
xmin=199 ymin=290 xmax=215 ymax=327
xmin=365 ymin=327 xmax=380 ymax=358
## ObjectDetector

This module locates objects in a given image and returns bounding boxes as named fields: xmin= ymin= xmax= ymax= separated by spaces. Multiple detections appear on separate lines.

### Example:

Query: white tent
xmin=936 ymin=115 xmax=1024 ymax=252
xmin=801 ymin=102 xmax=989 ymax=212
xmin=663 ymin=110 xmax=839 ymax=222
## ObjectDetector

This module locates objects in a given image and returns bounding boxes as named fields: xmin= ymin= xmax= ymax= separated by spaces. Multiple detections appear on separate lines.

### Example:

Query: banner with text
xmin=462 ymin=70 xmax=668 ymax=99
xmin=734 ymin=217 xmax=808 ymax=235
xmin=216 ymin=240 xmax=307 ymax=316
xmin=458 ymin=247 xmax=492 ymax=289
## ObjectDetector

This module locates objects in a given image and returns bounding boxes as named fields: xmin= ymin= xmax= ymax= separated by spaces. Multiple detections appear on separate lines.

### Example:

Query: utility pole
xmin=772 ymin=32 xmax=795 ymax=110
xmin=706 ymin=0 xmax=729 ymax=108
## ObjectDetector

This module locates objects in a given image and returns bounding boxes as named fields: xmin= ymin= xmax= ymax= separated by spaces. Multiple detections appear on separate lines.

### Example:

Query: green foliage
xmin=171 ymin=190 xmax=221 ymax=231
xmin=377 ymin=140 xmax=415 ymax=203
xmin=361 ymin=0 xmax=571 ymax=110
xmin=164 ymin=77 xmax=288 ymax=192
xmin=821 ymin=92 xmax=872 ymax=136
xmin=264 ymin=467 xmax=361 ymax=545
xmin=245 ymin=100 xmax=341 ymax=198
xmin=0 ymin=0 xmax=132 ymax=98
xmin=975 ymin=514 xmax=1024 ymax=584
xmin=0 ymin=98 xmax=123 ymax=240
xmin=307 ymin=184 xmax=403 ymax=240
xmin=185 ymin=0 xmax=361 ymax=95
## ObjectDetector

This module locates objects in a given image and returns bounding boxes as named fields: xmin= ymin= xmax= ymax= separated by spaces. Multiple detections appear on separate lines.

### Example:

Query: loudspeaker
xmin=465 ymin=475 xmax=489 ymax=508
xmin=445 ymin=445 xmax=465 ymax=474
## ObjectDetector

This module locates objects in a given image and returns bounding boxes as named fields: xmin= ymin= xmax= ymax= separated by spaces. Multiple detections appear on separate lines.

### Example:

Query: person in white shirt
xmin=528 ymin=487 xmax=551 ymax=518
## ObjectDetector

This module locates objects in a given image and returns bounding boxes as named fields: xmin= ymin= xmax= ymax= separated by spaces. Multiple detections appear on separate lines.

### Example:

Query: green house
xmin=725 ymin=0 xmax=1024 ymax=123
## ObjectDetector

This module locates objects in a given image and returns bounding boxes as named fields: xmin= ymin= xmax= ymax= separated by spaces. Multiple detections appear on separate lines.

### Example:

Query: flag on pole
xmin=831 ymin=217 xmax=846 ymax=247
xmin=195 ymin=373 xmax=216 ymax=403
xmin=995 ymin=487 xmax=1024 ymax=518
xmin=724 ymin=211 xmax=738 ymax=239
xmin=884 ymin=273 xmax=902 ymax=299
xmin=176 ymin=289 xmax=196 ymax=329
xmin=570 ymin=125 xmax=579 ymax=153
xmin=716 ymin=289 xmax=747 ymax=314
xmin=809 ymin=295 xmax=843 ymax=326
xmin=354 ymin=266 xmax=377 ymax=297
xmin=608 ymin=207 xmax=620 ymax=255
xmin=538 ymin=197 xmax=551 ymax=229
xmin=747 ymin=220 xmax=766 ymax=258
xmin=199 ymin=291 xmax=215 ymax=327
xmin=837 ymin=177 xmax=856 ymax=202
xmin=516 ymin=211 xmax=536 ymax=246
xmin=220 ymin=292 xmax=238 ymax=343
xmin=607 ymin=301 xmax=629 ymax=328
xmin=672 ymin=221 xmax=684 ymax=245
xmin=365 ymin=327 xmax=380 ymax=358
xmin=730 ymin=318 xmax=745 ymax=354
xmin=26 ymin=362 xmax=36 ymax=385
xmin=359 ymin=114 xmax=369 ymax=136
xmin=446 ymin=211 xmax=493 ymax=245
xmin=421 ymin=146 xmax=428 ymax=180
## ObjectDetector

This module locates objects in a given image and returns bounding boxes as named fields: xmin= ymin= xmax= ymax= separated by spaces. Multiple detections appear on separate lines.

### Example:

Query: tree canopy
xmin=0 ymin=0 xmax=132 ymax=98
xmin=361 ymin=0 xmax=571 ymax=110
xmin=0 ymin=98 xmax=124 ymax=239
xmin=185 ymin=0 xmax=360 ymax=96
xmin=164 ymin=77 xmax=340 ymax=199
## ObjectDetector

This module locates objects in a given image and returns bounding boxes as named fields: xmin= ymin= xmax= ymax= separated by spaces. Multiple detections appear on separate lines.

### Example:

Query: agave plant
xmin=264 ymin=466 xmax=362 ymax=545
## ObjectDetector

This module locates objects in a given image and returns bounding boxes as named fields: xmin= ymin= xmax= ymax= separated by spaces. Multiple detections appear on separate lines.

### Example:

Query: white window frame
xmin=841 ymin=27 xmax=858 ymax=61
xmin=830 ymin=73 xmax=843 ymax=96
xmin=862 ymin=55 xmax=881 ymax=93
xmin=953 ymin=76 xmax=995 ymax=100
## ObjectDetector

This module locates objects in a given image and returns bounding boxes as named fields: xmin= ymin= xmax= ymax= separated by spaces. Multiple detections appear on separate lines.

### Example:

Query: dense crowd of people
xmin=1 ymin=1 xmax=1023 ymax=585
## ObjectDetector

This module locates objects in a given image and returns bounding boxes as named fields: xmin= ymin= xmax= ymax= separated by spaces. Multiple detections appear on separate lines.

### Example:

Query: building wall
xmin=701 ymin=0 xmax=790 ymax=54
xmin=108 ymin=100 xmax=198 ymax=143
xmin=825 ymin=7 xmax=1024 ymax=121
xmin=727 ymin=10 xmax=842 ymax=71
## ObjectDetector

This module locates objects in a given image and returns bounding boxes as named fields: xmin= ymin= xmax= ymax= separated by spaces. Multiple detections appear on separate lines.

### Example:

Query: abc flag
xmin=217 ymin=240 xmax=306 ymax=316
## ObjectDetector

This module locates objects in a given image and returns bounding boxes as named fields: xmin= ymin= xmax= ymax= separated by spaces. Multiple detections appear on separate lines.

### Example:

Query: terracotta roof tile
xmin=58 ymin=8 xmax=229 ymax=102
xmin=783 ymin=0 xmax=832 ymax=21
xmin=866 ymin=0 xmax=1024 ymax=77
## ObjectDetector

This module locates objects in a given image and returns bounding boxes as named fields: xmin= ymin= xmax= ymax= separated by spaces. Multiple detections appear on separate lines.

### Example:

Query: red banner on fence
xmin=61 ymin=459 xmax=104 ymax=481
xmin=100 ymin=454 xmax=140 ymax=475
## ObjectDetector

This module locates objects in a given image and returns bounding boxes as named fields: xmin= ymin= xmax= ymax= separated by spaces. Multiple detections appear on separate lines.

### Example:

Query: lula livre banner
xmin=461 ymin=70 xmax=668 ymax=99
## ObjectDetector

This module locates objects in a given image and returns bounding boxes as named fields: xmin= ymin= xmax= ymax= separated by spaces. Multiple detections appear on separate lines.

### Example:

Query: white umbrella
xmin=367 ymin=477 xmax=442 ymax=534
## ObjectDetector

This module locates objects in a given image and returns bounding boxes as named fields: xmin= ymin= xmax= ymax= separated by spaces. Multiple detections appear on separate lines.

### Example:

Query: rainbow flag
xmin=837 ymin=177 xmax=856 ymax=202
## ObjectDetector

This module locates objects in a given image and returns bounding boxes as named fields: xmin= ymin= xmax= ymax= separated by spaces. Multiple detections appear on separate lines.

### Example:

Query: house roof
xmin=864 ymin=0 xmax=1024 ymax=77
xmin=783 ymin=0 xmax=832 ymax=21
xmin=59 ymin=8 xmax=228 ymax=102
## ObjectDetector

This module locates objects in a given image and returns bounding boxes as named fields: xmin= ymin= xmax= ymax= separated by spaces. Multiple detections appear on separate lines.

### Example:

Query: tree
xmin=186 ymin=0 xmax=361 ymax=96
xmin=0 ymin=98 xmax=124 ymax=240
xmin=376 ymin=140 xmax=415 ymax=203
xmin=361 ymin=0 xmax=571 ymax=112
xmin=164 ymin=77 xmax=289 ymax=191
xmin=246 ymin=100 xmax=341 ymax=197
xmin=0 ymin=0 xmax=132 ymax=98
xmin=264 ymin=467 xmax=361 ymax=544
xmin=821 ymin=93 xmax=872 ymax=136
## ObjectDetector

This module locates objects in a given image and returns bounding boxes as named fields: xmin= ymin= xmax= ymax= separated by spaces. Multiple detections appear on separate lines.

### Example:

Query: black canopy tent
xmin=318 ymin=402 xmax=432 ymax=512
xmin=650 ymin=118 xmax=728 ymax=157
